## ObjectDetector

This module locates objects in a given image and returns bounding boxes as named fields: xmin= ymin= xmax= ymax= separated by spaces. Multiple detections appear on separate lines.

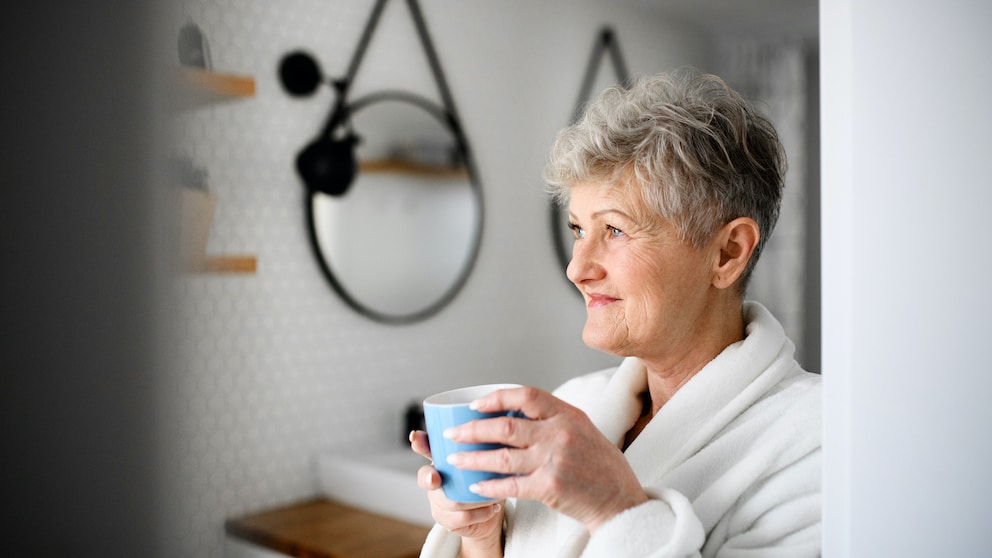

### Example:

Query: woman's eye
xmin=568 ymin=222 xmax=585 ymax=239
xmin=608 ymin=225 xmax=624 ymax=238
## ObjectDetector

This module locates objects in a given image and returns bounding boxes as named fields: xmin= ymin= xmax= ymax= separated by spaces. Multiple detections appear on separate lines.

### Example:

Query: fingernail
xmin=442 ymin=427 xmax=455 ymax=439
xmin=468 ymin=483 xmax=481 ymax=494
xmin=408 ymin=430 xmax=416 ymax=443
xmin=446 ymin=453 xmax=458 ymax=465
xmin=468 ymin=400 xmax=481 ymax=411
xmin=492 ymin=502 xmax=502 ymax=513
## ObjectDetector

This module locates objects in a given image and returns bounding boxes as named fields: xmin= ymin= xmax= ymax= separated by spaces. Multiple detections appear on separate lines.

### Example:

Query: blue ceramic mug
xmin=423 ymin=384 xmax=523 ymax=503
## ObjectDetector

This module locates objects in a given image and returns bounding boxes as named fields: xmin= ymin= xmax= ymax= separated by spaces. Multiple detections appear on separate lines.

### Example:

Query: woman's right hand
xmin=410 ymin=430 xmax=505 ymax=555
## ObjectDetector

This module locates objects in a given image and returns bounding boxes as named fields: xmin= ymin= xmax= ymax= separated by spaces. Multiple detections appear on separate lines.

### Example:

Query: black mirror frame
xmin=283 ymin=0 xmax=485 ymax=324
xmin=550 ymin=27 xmax=632 ymax=288
xmin=304 ymin=90 xmax=484 ymax=324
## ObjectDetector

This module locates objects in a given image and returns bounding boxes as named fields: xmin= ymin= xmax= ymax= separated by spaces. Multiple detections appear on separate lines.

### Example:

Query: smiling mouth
xmin=586 ymin=293 xmax=620 ymax=308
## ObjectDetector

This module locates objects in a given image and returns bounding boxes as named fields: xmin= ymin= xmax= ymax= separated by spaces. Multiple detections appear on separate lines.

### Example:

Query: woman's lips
xmin=586 ymin=293 xmax=620 ymax=308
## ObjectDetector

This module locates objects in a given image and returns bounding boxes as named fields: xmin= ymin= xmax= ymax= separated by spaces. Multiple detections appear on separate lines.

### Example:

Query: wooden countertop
xmin=226 ymin=498 xmax=431 ymax=558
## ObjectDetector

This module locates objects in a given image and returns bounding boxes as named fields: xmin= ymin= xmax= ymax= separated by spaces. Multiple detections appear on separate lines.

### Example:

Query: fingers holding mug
xmin=409 ymin=429 xmax=432 ymax=461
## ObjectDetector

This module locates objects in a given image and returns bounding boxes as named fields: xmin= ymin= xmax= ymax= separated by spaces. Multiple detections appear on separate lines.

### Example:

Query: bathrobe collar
xmin=585 ymin=301 xmax=795 ymax=483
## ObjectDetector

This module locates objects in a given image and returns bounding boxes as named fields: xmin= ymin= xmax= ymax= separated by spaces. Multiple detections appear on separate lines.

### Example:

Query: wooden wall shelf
xmin=175 ymin=68 xmax=258 ymax=274
xmin=175 ymin=66 xmax=256 ymax=110
xmin=184 ymin=255 xmax=257 ymax=274
xmin=359 ymin=159 xmax=469 ymax=179
xmin=178 ymin=189 xmax=258 ymax=275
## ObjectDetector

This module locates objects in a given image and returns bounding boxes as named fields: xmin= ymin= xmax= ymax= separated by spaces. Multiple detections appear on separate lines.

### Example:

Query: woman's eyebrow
xmin=568 ymin=208 xmax=634 ymax=222
xmin=592 ymin=208 xmax=634 ymax=220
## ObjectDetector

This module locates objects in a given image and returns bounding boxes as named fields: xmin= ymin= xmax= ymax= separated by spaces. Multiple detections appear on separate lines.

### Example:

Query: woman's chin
xmin=582 ymin=326 xmax=623 ymax=355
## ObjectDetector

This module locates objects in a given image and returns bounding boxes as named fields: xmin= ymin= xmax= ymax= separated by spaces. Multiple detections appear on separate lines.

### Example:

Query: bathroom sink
xmin=316 ymin=447 xmax=434 ymax=527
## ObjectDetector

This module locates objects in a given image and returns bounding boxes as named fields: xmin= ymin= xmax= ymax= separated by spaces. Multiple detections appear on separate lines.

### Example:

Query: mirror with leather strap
xmin=280 ymin=0 xmax=483 ymax=324
xmin=550 ymin=28 xmax=632 ymax=290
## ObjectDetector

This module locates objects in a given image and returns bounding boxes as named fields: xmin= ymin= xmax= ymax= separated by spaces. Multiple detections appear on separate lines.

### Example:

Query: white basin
xmin=316 ymin=447 xmax=435 ymax=527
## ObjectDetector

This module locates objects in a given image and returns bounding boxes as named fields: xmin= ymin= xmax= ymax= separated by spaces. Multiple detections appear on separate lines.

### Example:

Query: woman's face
xmin=566 ymin=180 xmax=717 ymax=361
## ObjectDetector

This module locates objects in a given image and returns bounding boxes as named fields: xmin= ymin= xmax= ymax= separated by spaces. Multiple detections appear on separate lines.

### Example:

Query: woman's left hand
xmin=444 ymin=386 xmax=649 ymax=533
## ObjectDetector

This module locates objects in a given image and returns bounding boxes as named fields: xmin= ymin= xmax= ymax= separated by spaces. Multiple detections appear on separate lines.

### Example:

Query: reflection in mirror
xmin=308 ymin=93 xmax=482 ymax=323
xmin=552 ymin=28 xmax=631 ymax=282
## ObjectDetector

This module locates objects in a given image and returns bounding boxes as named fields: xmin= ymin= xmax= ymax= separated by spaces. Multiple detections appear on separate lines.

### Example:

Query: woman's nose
xmin=566 ymin=239 xmax=605 ymax=285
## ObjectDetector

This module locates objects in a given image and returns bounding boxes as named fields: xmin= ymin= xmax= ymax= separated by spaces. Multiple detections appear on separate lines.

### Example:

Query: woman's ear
xmin=712 ymin=217 xmax=759 ymax=290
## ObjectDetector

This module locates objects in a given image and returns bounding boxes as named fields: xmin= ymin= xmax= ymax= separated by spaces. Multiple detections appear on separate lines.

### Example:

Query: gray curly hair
xmin=544 ymin=68 xmax=786 ymax=293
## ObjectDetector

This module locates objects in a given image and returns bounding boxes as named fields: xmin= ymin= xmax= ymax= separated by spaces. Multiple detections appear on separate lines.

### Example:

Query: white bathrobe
xmin=420 ymin=302 xmax=821 ymax=557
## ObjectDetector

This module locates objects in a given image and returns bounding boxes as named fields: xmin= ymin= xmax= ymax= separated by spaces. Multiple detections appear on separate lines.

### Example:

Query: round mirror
xmin=307 ymin=92 xmax=483 ymax=323
xmin=552 ymin=29 xmax=630 ymax=285
xmin=550 ymin=198 xmax=573 ymax=277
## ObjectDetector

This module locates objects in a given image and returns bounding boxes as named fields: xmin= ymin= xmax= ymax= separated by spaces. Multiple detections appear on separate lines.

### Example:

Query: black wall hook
xmin=279 ymin=0 xmax=471 ymax=198
xmin=278 ymin=51 xmax=324 ymax=97
xmin=295 ymin=133 xmax=359 ymax=197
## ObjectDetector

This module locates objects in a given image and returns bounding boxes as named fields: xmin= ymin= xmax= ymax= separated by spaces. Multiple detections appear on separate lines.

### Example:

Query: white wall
xmin=165 ymin=2 xmax=710 ymax=555
xmin=821 ymin=0 xmax=992 ymax=555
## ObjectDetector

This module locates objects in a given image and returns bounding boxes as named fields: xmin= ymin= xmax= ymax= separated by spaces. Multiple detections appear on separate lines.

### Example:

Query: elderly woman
xmin=410 ymin=68 xmax=821 ymax=557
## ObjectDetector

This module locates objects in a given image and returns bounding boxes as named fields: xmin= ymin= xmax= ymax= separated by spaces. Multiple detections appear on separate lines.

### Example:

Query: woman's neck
xmin=639 ymin=303 xmax=746 ymax=419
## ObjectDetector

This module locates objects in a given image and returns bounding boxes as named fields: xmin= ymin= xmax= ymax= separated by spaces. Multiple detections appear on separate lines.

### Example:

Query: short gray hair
xmin=544 ymin=68 xmax=786 ymax=293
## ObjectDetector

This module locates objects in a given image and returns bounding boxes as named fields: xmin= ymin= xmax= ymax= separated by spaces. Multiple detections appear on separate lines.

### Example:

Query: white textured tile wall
xmin=163 ymin=2 xmax=707 ymax=556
